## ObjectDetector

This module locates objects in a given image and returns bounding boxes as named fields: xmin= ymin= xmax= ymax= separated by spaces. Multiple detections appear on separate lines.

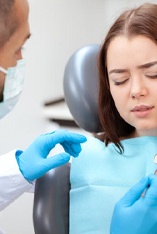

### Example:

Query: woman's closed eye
xmin=145 ymin=73 xmax=157 ymax=79
xmin=113 ymin=78 xmax=129 ymax=86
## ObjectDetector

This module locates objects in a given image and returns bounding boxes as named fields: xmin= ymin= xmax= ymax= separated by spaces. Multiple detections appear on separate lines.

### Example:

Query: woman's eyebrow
xmin=108 ymin=69 xmax=128 ymax=75
xmin=137 ymin=61 xmax=157 ymax=69
xmin=108 ymin=61 xmax=157 ymax=75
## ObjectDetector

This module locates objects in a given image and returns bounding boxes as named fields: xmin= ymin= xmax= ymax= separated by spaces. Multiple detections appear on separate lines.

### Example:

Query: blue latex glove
xmin=110 ymin=174 xmax=157 ymax=234
xmin=15 ymin=130 xmax=87 ymax=181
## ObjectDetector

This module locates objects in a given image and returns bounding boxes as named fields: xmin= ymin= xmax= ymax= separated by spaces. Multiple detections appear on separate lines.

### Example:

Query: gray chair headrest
xmin=63 ymin=44 xmax=102 ymax=133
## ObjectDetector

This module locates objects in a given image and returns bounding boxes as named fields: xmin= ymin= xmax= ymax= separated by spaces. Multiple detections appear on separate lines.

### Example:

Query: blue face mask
xmin=0 ymin=59 xmax=26 ymax=119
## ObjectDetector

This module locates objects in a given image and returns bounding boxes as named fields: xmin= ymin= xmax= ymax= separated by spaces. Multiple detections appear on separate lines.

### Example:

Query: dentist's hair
xmin=0 ymin=0 xmax=19 ymax=48
xmin=98 ymin=3 xmax=157 ymax=151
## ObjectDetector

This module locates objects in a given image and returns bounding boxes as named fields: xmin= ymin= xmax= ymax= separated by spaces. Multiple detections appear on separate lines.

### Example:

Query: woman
xmin=70 ymin=3 xmax=157 ymax=234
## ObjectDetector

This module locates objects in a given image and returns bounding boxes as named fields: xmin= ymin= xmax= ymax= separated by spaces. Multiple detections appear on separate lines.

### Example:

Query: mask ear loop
xmin=0 ymin=67 xmax=7 ymax=74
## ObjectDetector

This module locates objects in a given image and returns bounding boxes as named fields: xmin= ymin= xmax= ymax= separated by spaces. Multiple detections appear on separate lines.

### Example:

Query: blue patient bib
xmin=70 ymin=136 xmax=157 ymax=234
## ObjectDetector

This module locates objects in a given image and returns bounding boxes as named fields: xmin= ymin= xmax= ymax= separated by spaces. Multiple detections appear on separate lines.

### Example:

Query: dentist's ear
xmin=63 ymin=44 xmax=102 ymax=133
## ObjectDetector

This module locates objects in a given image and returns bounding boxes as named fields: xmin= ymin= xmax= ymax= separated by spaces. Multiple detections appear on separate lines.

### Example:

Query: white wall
xmin=0 ymin=0 xmax=156 ymax=233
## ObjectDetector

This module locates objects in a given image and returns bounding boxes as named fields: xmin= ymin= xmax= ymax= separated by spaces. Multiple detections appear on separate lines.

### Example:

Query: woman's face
xmin=107 ymin=35 xmax=157 ymax=137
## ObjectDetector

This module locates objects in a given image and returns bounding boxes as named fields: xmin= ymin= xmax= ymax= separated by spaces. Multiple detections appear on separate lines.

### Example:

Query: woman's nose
xmin=130 ymin=76 xmax=147 ymax=99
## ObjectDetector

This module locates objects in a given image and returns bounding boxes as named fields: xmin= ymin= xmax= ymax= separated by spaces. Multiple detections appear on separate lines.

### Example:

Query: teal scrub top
xmin=70 ymin=136 xmax=157 ymax=234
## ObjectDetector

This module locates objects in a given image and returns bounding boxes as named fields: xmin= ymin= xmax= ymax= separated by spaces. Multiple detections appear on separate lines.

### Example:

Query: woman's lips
xmin=131 ymin=105 xmax=154 ymax=117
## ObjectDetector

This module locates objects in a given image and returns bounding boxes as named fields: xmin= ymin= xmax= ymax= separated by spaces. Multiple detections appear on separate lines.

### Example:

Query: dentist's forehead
xmin=14 ymin=0 xmax=29 ymax=26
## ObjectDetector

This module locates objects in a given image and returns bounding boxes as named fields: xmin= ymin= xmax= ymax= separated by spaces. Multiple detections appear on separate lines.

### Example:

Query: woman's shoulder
xmin=72 ymin=136 xmax=108 ymax=165
xmin=70 ymin=136 xmax=118 ymax=185
xmin=83 ymin=135 xmax=105 ymax=146
xmin=79 ymin=136 xmax=107 ymax=154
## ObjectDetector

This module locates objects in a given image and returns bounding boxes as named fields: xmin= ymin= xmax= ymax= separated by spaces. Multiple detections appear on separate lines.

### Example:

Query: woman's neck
xmin=126 ymin=129 xmax=157 ymax=139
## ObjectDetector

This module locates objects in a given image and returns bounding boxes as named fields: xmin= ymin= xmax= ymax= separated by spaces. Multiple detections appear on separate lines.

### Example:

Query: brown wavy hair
xmin=98 ymin=3 xmax=157 ymax=151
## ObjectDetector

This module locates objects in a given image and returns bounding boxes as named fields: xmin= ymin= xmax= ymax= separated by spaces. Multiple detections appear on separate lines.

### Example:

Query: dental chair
xmin=33 ymin=44 xmax=101 ymax=234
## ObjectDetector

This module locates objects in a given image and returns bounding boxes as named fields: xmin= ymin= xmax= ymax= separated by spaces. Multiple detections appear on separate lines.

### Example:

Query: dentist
xmin=0 ymin=0 xmax=86 ymax=220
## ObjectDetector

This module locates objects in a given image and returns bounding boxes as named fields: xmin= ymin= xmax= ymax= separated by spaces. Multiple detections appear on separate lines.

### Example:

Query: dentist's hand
xmin=110 ymin=174 xmax=157 ymax=234
xmin=15 ymin=130 xmax=87 ymax=181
